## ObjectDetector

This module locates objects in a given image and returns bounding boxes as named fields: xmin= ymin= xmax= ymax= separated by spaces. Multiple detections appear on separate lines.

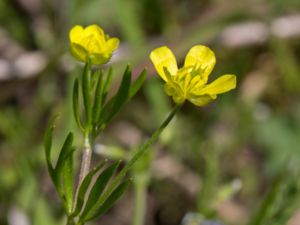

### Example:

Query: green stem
xmin=120 ymin=104 xmax=181 ymax=176
xmin=77 ymin=60 xmax=94 ymax=185
xmin=132 ymin=183 xmax=147 ymax=225
xmin=86 ymin=104 xmax=182 ymax=219
xmin=66 ymin=217 xmax=76 ymax=225
xmin=75 ymin=132 xmax=92 ymax=217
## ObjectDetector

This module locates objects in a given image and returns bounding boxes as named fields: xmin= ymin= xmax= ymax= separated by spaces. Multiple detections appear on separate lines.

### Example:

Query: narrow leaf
xmin=63 ymin=148 xmax=75 ymax=215
xmin=111 ymin=65 xmax=131 ymax=112
xmin=82 ymin=61 xmax=92 ymax=129
xmin=97 ymin=96 xmax=115 ymax=126
xmin=44 ymin=115 xmax=59 ymax=182
xmin=85 ymin=179 xmax=131 ymax=221
xmin=91 ymin=69 xmax=100 ymax=90
xmin=129 ymin=69 xmax=147 ymax=99
xmin=73 ymin=79 xmax=84 ymax=131
xmin=102 ymin=65 xmax=132 ymax=125
xmin=72 ymin=160 xmax=108 ymax=216
xmin=102 ymin=67 xmax=113 ymax=104
xmin=92 ymin=70 xmax=103 ymax=124
xmin=80 ymin=161 xmax=120 ymax=220
xmin=96 ymin=68 xmax=146 ymax=134
xmin=54 ymin=133 xmax=74 ymax=183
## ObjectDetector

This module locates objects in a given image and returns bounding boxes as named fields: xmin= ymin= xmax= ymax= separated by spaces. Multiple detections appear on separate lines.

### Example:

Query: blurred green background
xmin=1 ymin=0 xmax=300 ymax=225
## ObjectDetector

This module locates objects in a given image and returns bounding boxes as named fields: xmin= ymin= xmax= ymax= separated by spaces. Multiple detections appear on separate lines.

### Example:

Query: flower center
xmin=164 ymin=64 xmax=208 ymax=103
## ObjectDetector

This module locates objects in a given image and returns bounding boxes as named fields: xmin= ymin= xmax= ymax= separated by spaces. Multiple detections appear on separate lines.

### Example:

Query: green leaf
xmin=111 ymin=65 xmax=131 ymax=112
xmin=91 ymin=69 xmax=101 ymax=90
xmin=80 ymin=161 xmax=121 ymax=220
xmin=44 ymin=115 xmax=59 ymax=183
xmin=92 ymin=70 xmax=104 ymax=125
xmin=43 ymin=116 xmax=75 ymax=214
xmin=129 ymin=69 xmax=147 ymax=99
xmin=63 ymin=148 xmax=75 ymax=215
xmin=95 ymin=67 xmax=146 ymax=136
xmin=93 ymin=68 xmax=113 ymax=133
xmin=54 ymin=133 xmax=75 ymax=214
xmin=97 ymin=96 xmax=115 ymax=125
xmin=73 ymin=79 xmax=84 ymax=131
xmin=54 ymin=133 xmax=74 ymax=184
xmin=85 ymin=179 xmax=131 ymax=221
xmin=102 ymin=65 xmax=132 ymax=125
xmin=102 ymin=67 xmax=113 ymax=104
xmin=82 ymin=61 xmax=92 ymax=129
xmin=72 ymin=160 xmax=108 ymax=217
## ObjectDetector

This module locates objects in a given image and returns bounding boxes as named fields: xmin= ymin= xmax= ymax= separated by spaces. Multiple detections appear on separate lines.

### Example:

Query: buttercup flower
xmin=150 ymin=45 xmax=236 ymax=106
xmin=69 ymin=24 xmax=119 ymax=65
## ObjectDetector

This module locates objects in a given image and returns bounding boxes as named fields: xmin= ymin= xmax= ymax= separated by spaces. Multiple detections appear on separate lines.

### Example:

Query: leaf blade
xmin=63 ymin=148 xmax=75 ymax=215
xmin=55 ymin=132 xmax=74 ymax=178
xmin=82 ymin=61 xmax=92 ymax=130
xmin=129 ymin=69 xmax=147 ymax=99
xmin=92 ymin=70 xmax=104 ymax=125
xmin=80 ymin=161 xmax=121 ymax=220
xmin=72 ymin=160 xmax=108 ymax=216
xmin=102 ymin=65 xmax=132 ymax=125
xmin=44 ymin=115 xmax=58 ymax=183
xmin=72 ymin=78 xmax=84 ymax=131
xmin=73 ymin=78 xmax=84 ymax=131
xmin=102 ymin=67 xmax=113 ymax=104
xmin=85 ymin=179 xmax=131 ymax=221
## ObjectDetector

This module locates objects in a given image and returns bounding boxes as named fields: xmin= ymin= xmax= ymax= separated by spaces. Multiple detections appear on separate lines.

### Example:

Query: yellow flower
xmin=150 ymin=45 xmax=237 ymax=106
xmin=69 ymin=24 xmax=119 ymax=65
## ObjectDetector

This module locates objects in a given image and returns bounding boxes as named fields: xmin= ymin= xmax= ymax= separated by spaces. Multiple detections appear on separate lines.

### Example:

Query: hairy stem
xmin=79 ymin=132 xmax=92 ymax=183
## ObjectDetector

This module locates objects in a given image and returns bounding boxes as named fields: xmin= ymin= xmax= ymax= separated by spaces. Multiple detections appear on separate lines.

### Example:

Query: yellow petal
xmin=187 ymin=94 xmax=213 ymax=106
xmin=82 ymin=26 xmax=105 ymax=53
xmin=84 ymin=24 xmax=105 ymax=37
xmin=150 ymin=46 xmax=178 ymax=81
xmin=184 ymin=45 xmax=216 ymax=82
xmin=69 ymin=24 xmax=119 ymax=65
xmin=70 ymin=25 xmax=84 ymax=44
xmin=106 ymin=37 xmax=119 ymax=52
xmin=70 ymin=42 xmax=88 ymax=62
xmin=198 ymin=74 xmax=237 ymax=95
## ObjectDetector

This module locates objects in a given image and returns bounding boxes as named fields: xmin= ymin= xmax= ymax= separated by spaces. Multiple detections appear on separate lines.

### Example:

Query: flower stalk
xmin=132 ymin=182 xmax=147 ymax=225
